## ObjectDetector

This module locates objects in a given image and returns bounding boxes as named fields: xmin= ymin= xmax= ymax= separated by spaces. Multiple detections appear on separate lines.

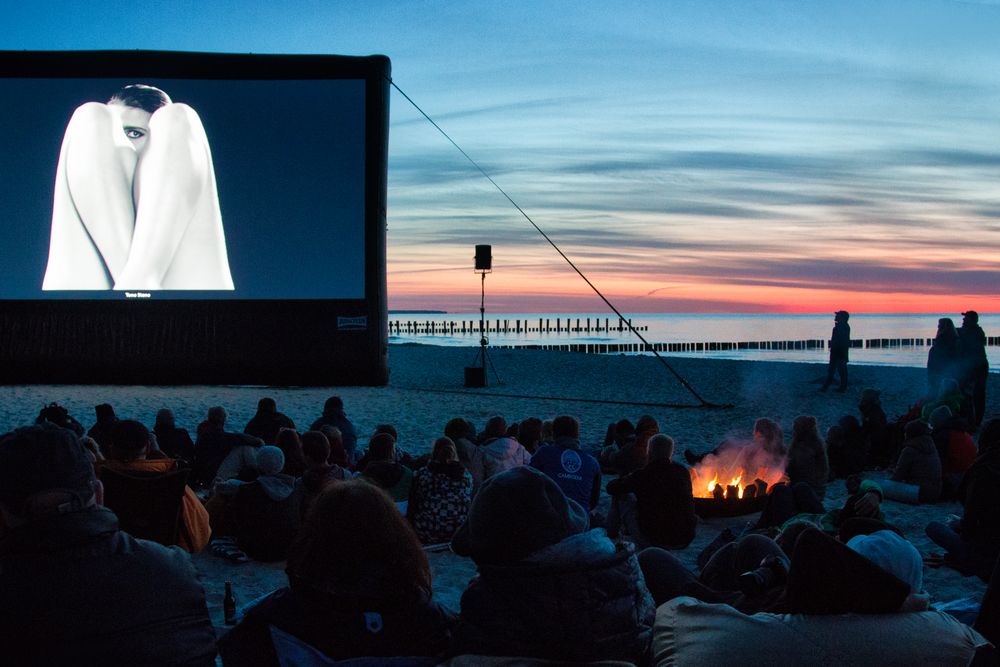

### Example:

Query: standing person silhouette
xmin=958 ymin=310 xmax=989 ymax=427
xmin=42 ymin=84 xmax=234 ymax=291
xmin=821 ymin=310 xmax=851 ymax=392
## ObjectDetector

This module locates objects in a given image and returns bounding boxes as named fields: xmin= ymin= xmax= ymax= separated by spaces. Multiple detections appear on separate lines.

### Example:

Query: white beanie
xmin=847 ymin=530 xmax=923 ymax=594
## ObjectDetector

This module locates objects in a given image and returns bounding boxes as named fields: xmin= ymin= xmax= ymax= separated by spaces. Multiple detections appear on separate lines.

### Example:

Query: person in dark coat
xmin=152 ymin=407 xmax=195 ymax=463
xmin=308 ymin=396 xmax=358 ymax=463
xmin=243 ymin=397 xmax=296 ymax=444
xmin=219 ymin=480 xmax=454 ymax=666
xmin=87 ymin=403 xmax=119 ymax=456
xmin=606 ymin=434 xmax=697 ymax=550
xmin=530 ymin=415 xmax=602 ymax=510
xmin=450 ymin=466 xmax=655 ymax=663
xmin=192 ymin=405 xmax=262 ymax=488
xmin=786 ymin=415 xmax=830 ymax=500
xmin=0 ymin=424 xmax=217 ymax=665
xmin=882 ymin=420 xmax=942 ymax=504
xmin=926 ymin=418 xmax=1000 ymax=581
xmin=928 ymin=317 xmax=963 ymax=398
xmin=958 ymin=310 xmax=989 ymax=427
xmin=821 ymin=310 xmax=851 ymax=392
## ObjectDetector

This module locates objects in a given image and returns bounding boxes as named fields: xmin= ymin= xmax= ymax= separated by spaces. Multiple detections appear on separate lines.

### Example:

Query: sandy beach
xmin=2 ymin=344 xmax=998 ymax=631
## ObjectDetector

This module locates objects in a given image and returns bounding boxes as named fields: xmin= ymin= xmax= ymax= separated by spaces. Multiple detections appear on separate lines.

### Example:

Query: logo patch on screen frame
xmin=337 ymin=316 xmax=368 ymax=330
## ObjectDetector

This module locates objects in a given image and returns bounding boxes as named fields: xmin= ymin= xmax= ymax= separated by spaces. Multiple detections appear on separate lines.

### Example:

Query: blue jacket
xmin=530 ymin=437 xmax=602 ymax=509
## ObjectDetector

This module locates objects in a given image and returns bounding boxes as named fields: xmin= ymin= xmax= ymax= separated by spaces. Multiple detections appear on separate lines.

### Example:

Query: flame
xmin=706 ymin=474 xmax=719 ymax=494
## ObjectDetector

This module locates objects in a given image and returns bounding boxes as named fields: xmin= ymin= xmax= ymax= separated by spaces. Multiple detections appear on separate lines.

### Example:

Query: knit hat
xmin=928 ymin=405 xmax=953 ymax=430
xmin=0 ymin=424 xmax=96 ymax=516
xmin=905 ymin=419 xmax=931 ymax=438
xmin=847 ymin=530 xmax=923 ymax=594
xmin=256 ymin=445 xmax=286 ymax=475
xmin=835 ymin=310 xmax=849 ymax=321
xmin=451 ymin=466 xmax=588 ymax=565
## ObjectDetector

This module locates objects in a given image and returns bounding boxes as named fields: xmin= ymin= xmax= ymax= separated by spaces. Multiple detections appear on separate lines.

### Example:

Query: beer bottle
xmin=224 ymin=581 xmax=237 ymax=625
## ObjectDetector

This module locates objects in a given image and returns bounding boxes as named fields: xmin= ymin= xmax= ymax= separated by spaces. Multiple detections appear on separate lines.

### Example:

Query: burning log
xmin=754 ymin=479 xmax=768 ymax=496
xmin=744 ymin=484 xmax=758 ymax=500
xmin=726 ymin=485 xmax=739 ymax=501
xmin=713 ymin=484 xmax=726 ymax=501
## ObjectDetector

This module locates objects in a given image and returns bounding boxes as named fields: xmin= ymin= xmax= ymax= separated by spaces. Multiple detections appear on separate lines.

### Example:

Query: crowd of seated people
xmin=8 ymin=392 xmax=999 ymax=665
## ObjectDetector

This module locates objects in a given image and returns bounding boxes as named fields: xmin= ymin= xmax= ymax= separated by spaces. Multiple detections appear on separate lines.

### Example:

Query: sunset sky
xmin=6 ymin=0 xmax=999 ymax=313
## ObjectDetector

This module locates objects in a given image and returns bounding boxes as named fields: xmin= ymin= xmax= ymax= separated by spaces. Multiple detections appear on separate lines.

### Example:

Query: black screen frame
xmin=0 ymin=50 xmax=390 ymax=386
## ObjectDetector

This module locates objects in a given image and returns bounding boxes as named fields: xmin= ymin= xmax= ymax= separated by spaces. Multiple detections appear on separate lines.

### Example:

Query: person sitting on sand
xmin=928 ymin=405 xmax=976 ymax=497
xmin=516 ymin=416 xmax=544 ymax=455
xmin=297 ymin=430 xmax=351 ymax=516
xmin=87 ymin=403 xmax=119 ymax=456
xmin=926 ymin=418 xmax=1000 ymax=581
xmin=316 ymin=425 xmax=354 ymax=472
xmin=639 ymin=522 xmax=928 ymax=616
xmin=826 ymin=416 xmax=867 ymax=478
xmin=359 ymin=432 xmax=413 ymax=511
xmin=445 ymin=417 xmax=484 ymax=491
xmin=243 ymin=397 xmax=296 ymax=445
xmin=274 ymin=427 xmax=308 ymax=478
xmin=607 ymin=414 xmax=658 ymax=475
xmin=219 ymin=480 xmax=455 ymax=666
xmin=308 ymin=396 xmax=358 ymax=463
xmin=606 ymin=434 xmax=696 ymax=550
xmin=476 ymin=415 xmax=530 ymax=480
xmin=530 ymin=415 xmax=601 ymax=512
xmin=152 ymin=408 xmax=195 ymax=464
xmin=754 ymin=475 xmax=888 ymax=534
xmin=858 ymin=389 xmax=890 ymax=468
xmin=450 ymin=466 xmax=655 ymax=663
xmin=881 ymin=420 xmax=942 ymax=504
xmin=0 ymin=424 xmax=217 ymax=664
xmin=193 ymin=406 xmax=262 ymax=488
xmin=785 ymin=415 xmax=829 ymax=500
xmin=211 ymin=445 xmax=302 ymax=562
xmin=407 ymin=436 xmax=473 ymax=544
xmin=101 ymin=419 xmax=211 ymax=553
xmin=598 ymin=418 xmax=636 ymax=471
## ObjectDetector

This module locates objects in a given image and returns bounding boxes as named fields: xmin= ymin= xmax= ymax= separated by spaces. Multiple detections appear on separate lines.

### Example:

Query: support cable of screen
xmin=389 ymin=78 xmax=729 ymax=409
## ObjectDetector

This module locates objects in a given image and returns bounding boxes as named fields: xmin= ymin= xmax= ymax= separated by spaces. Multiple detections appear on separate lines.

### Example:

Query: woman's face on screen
xmin=111 ymin=103 xmax=153 ymax=156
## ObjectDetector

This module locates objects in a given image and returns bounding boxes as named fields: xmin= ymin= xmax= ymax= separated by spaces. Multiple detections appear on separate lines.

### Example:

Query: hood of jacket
xmin=904 ymin=433 xmax=936 ymax=455
xmin=362 ymin=461 xmax=406 ymax=488
xmin=257 ymin=473 xmax=297 ymax=501
xmin=479 ymin=437 xmax=523 ymax=461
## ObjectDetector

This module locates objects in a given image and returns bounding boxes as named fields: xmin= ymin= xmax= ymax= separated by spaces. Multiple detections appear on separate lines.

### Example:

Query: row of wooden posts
xmin=388 ymin=319 xmax=1000 ymax=354
xmin=389 ymin=317 xmax=645 ymax=335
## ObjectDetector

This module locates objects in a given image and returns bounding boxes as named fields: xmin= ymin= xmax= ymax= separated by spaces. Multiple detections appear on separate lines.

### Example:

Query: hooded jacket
xmin=478 ymin=436 xmax=530 ymax=480
xmin=0 ymin=508 xmax=216 ymax=666
xmin=452 ymin=529 xmax=655 ymax=663
xmin=892 ymin=431 xmax=943 ymax=502
xmin=233 ymin=474 xmax=303 ymax=561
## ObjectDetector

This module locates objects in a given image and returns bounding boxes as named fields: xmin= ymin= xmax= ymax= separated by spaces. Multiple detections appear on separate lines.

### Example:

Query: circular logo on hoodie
xmin=561 ymin=449 xmax=582 ymax=474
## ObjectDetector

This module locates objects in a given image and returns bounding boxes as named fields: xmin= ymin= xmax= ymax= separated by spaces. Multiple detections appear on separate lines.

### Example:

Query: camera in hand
xmin=737 ymin=554 xmax=789 ymax=595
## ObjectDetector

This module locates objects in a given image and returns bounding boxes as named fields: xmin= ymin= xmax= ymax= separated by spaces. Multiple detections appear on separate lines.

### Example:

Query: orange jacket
xmin=101 ymin=458 xmax=211 ymax=553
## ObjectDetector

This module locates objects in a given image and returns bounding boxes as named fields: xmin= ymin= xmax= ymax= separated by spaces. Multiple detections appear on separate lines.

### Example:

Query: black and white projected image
xmin=0 ymin=77 xmax=367 ymax=301
xmin=42 ymin=84 xmax=234 ymax=291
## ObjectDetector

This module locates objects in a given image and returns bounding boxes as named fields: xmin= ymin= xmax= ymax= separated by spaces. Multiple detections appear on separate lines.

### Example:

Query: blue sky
xmin=6 ymin=0 xmax=1000 ymax=312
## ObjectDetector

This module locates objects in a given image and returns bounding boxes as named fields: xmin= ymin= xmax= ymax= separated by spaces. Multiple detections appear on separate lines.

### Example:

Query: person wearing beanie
xmin=882 ymin=420 xmax=942 ymax=503
xmin=450 ymin=466 xmax=655 ymax=663
xmin=0 ymin=424 xmax=217 ymax=665
xmin=101 ymin=419 xmax=211 ymax=553
xmin=786 ymin=415 xmax=830 ymax=500
xmin=87 ymin=403 xmax=119 ymax=456
xmin=152 ymin=407 xmax=195 ymax=463
xmin=215 ymin=445 xmax=302 ymax=561
xmin=858 ymin=388 xmax=891 ymax=468
xmin=927 ymin=318 xmax=963 ymax=400
xmin=927 ymin=418 xmax=1000 ymax=581
xmin=820 ymin=310 xmax=851 ymax=392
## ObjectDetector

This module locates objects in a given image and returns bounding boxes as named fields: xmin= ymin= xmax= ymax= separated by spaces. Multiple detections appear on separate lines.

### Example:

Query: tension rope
xmin=389 ymin=78 xmax=729 ymax=409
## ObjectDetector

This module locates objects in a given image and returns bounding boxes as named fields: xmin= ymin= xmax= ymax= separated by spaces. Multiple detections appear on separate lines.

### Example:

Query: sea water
xmin=388 ymin=312 xmax=1000 ymax=369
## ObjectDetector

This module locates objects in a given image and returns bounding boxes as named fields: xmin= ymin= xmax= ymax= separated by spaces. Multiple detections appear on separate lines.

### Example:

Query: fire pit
xmin=689 ymin=450 xmax=788 ymax=518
